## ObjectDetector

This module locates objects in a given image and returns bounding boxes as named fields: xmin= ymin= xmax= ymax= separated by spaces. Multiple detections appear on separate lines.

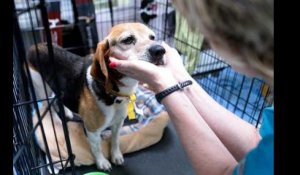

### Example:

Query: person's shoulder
xmin=264 ymin=106 xmax=274 ymax=116
xmin=233 ymin=135 xmax=274 ymax=175
xmin=260 ymin=106 xmax=274 ymax=137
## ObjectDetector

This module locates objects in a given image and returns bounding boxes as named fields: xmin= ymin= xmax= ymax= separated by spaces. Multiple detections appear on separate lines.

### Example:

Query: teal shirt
xmin=233 ymin=107 xmax=274 ymax=175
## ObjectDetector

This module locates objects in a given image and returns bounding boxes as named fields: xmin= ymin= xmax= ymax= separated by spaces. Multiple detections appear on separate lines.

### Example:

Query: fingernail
xmin=109 ymin=62 xmax=118 ymax=69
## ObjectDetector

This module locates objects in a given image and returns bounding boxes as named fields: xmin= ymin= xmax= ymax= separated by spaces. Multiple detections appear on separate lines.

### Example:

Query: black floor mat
xmin=63 ymin=122 xmax=195 ymax=175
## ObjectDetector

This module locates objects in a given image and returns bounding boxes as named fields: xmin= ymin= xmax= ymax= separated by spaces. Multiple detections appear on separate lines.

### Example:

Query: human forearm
xmin=109 ymin=48 xmax=260 ymax=162
xmin=161 ymin=90 xmax=237 ymax=174
xmin=146 ymin=42 xmax=261 ymax=160
xmin=177 ymin=75 xmax=261 ymax=160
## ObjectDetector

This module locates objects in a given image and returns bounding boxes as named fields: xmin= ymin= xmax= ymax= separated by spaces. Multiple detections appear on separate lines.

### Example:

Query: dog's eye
xmin=149 ymin=35 xmax=155 ymax=40
xmin=121 ymin=36 xmax=136 ymax=45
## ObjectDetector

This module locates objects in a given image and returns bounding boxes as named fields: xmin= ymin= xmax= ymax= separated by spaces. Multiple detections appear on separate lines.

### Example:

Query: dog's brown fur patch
xmin=79 ymin=87 xmax=105 ymax=132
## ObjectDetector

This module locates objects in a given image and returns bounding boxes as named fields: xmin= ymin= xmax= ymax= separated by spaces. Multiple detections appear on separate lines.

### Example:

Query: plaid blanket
xmin=32 ymin=85 xmax=166 ymax=139
xmin=102 ymin=85 xmax=166 ymax=138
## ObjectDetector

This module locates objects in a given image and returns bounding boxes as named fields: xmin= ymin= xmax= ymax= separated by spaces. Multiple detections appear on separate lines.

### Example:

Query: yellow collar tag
xmin=127 ymin=94 xmax=137 ymax=120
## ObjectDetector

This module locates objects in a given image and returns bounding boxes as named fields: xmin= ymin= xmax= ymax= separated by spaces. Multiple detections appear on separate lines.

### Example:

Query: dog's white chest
xmin=96 ymin=98 xmax=129 ymax=130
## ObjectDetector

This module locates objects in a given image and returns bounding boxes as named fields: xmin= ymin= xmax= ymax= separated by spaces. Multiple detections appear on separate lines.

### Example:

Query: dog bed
xmin=32 ymin=85 xmax=169 ymax=174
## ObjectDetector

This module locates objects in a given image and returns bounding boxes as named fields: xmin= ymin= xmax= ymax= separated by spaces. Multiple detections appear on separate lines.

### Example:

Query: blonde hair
xmin=172 ymin=0 xmax=273 ymax=85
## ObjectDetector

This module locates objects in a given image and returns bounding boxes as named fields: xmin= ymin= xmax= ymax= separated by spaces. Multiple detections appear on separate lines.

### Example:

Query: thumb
xmin=161 ymin=41 xmax=171 ymax=51
xmin=161 ymin=41 xmax=175 ymax=52
xmin=161 ymin=41 xmax=178 ymax=55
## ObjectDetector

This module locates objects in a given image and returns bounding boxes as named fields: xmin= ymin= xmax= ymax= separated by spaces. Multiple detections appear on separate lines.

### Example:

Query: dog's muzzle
xmin=148 ymin=44 xmax=166 ymax=65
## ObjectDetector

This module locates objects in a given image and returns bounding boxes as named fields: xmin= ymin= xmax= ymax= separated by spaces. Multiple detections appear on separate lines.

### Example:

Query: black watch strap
xmin=155 ymin=80 xmax=193 ymax=103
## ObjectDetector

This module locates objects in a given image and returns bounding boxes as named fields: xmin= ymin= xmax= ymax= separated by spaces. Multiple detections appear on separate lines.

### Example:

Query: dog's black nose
xmin=149 ymin=45 xmax=166 ymax=60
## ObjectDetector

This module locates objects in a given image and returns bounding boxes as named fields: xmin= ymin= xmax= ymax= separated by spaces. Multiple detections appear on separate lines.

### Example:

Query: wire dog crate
xmin=13 ymin=0 xmax=273 ymax=174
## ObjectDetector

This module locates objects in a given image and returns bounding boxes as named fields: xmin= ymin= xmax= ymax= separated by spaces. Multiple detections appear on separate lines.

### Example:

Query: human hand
xmin=109 ymin=42 xmax=192 ymax=92
xmin=109 ymin=56 xmax=177 ymax=93
xmin=160 ymin=42 xmax=191 ymax=82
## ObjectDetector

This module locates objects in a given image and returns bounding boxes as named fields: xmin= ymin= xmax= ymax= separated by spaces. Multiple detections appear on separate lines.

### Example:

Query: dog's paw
xmin=46 ymin=155 xmax=61 ymax=174
xmin=111 ymin=150 xmax=124 ymax=165
xmin=64 ymin=106 xmax=74 ymax=119
xmin=96 ymin=158 xmax=112 ymax=171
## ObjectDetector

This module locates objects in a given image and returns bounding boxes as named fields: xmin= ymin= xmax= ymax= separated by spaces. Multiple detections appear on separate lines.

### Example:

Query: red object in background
xmin=76 ymin=0 xmax=90 ymax=3
xmin=44 ymin=2 xmax=63 ymax=46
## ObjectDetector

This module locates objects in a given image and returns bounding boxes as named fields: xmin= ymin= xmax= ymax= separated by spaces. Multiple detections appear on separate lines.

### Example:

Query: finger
xmin=109 ymin=57 xmax=120 ymax=69
xmin=109 ymin=57 xmax=119 ymax=63
xmin=109 ymin=57 xmax=135 ymax=70
xmin=162 ymin=42 xmax=178 ymax=55
xmin=161 ymin=41 xmax=171 ymax=51
xmin=111 ymin=51 xmax=128 ymax=60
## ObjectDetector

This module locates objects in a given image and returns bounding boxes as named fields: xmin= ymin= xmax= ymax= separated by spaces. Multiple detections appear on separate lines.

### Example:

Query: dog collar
xmin=114 ymin=94 xmax=137 ymax=120
xmin=127 ymin=94 xmax=137 ymax=120
xmin=107 ymin=88 xmax=131 ymax=98
xmin=93 ymin=78 xmax=130 ymax=98
xmin=91 ymin=77 xmax=137 ymax=120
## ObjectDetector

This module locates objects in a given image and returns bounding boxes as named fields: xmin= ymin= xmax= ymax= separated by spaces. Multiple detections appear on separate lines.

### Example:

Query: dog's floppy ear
xmin=90 ymin=40 xmax=112 ymax=91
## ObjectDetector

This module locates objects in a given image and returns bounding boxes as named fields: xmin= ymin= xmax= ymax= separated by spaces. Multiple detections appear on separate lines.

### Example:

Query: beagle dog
xmin=28 ymin=23 xmax=166 ymax=170
xmin=32 ymin=98 xmax=169 ymax=174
